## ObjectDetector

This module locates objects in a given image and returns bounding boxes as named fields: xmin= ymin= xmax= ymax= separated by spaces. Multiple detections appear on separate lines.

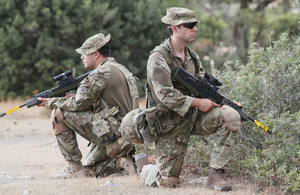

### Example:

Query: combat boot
xmin=50 ymin=160 xmax=95 ymax=179
xmin=135 ymin=153 xmax=150 ymax=173
xmin=116 ymin=155 xmax=136 ymax=174
xmin=207 ymin=168 xmax=232 ymax=191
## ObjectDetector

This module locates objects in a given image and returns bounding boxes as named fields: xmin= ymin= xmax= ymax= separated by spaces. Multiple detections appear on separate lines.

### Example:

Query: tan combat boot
xmin=50 ymin=160 xmax=95 ymax=179
xmin=207 ymin=168 xmax=232 ymax=191
xmin=135 ymin=153 xmax=150 ymax=173
xmin=116 ymin=155 xmax=136 ymax=175
xmin=157 ymin=176 xmax=181 ymax=188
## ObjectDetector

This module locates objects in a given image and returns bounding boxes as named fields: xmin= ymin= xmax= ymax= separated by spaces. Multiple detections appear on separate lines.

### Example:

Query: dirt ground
xmin=0 ymin=99 xmax=280 ymax=195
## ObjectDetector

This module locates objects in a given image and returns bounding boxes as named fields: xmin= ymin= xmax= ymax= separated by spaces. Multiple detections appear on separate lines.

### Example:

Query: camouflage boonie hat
xmin=161 ymin=7 xmax=199 ymax=26
xmin=76 ymin=33 xmax=112 ymax=55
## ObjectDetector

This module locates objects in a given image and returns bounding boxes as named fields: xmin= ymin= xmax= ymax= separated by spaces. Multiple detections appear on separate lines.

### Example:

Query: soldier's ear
xmin=171 ymin=25 xmax=178 ymax=33
xmin=94 ymin=50 xmax=101 ymax=58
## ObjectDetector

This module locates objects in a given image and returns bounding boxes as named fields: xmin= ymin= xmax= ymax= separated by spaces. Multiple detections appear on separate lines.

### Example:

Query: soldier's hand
xmin=234 ymin=101 xmax=242 ymax=107
xmin=191 ymin=98 xmax=220 ymax=112
xmin=65 ymin=93 xmax=75 ymax=98
xmin=37 ymin=97 xmax=50 ymax=107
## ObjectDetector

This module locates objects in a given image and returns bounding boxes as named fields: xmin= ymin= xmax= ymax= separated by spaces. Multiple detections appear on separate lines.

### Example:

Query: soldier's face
xmin=81 ymin=52 xmax=97 ymax=69
xmin=176 ymin=23 xmax=198 ymax=42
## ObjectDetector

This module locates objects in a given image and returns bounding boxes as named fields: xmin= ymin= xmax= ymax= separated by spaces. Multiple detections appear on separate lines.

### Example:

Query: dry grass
xmin=0 ymin=100 xmax=278 ymax=195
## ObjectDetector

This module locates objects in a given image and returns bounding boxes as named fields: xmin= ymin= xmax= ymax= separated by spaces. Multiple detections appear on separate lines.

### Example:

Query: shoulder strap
xmin=110 ymin=63 xmax=139 ymax=109
xmin=150 ymin=45 xmax=202 ymax=77
xmin=150 ymin=45 xmax=173 ymax=64
xmin=186 ymin=46 xmax=203 ymax=78
xmin=150 ymin=45 xmax=176 ymax=75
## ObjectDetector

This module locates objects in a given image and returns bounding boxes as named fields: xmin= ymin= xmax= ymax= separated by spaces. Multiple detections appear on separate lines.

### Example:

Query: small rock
xmin=16 ymin=176 xmax=35 ymax=180
xmin=105 ymin=180 xmax=116 ymax=186
xmin=22 ymin=189 xmax=31 ymax=195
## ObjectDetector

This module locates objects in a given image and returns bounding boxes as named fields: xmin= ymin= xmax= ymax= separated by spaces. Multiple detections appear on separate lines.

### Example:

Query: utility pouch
xmin=144 ymin=106 xmax=165 ymax=136
xmin=120 ymin=105 xmax=184 ymax=144
xmin=133 ymin=105 xmax=170 ymax=144
xmin=132 ymin=109 xmax=157 ymax=144
xmin=92 ymin=106 xmax=121 ymax=143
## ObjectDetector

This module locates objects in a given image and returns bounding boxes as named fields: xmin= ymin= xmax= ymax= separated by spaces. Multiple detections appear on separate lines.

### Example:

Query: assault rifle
xmin=0 ymin=70 xmax=90 ymax=117
xmin=173 ymin=67 xmax=273 ymax=134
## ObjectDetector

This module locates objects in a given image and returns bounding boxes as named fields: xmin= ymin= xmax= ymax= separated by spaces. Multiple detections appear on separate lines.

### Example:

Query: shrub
xmin=216 ymin=33 xmax=299 ymax=193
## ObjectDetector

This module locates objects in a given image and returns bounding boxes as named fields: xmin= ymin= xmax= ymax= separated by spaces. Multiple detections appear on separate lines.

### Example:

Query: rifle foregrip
xmin=25 ymin=98 xmax=41 ymax=108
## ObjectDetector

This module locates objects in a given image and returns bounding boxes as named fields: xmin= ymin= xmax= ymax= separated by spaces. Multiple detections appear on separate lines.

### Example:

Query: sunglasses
xmin=182 ymin=22 xmax=197 ymax=29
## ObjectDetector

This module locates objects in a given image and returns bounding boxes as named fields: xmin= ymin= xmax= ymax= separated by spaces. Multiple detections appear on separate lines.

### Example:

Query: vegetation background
xmin=0 ymin=0 xmax=299 ymax=194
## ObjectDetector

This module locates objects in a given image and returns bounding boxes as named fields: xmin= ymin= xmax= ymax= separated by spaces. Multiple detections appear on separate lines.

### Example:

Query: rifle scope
xmin=204 ymin=73 xmax=223 ymax=87
xmin=53 ymin=70 xmax=72 ymax=82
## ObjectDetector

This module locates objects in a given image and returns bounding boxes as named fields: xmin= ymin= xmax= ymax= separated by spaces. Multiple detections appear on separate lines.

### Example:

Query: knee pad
xmin=51 ymin=108 xmax=69 ymax=135
xmin=157 ymin=176 xmax=180 ymax=188
xmin=221 ymin=105 xmax=241 ymax=132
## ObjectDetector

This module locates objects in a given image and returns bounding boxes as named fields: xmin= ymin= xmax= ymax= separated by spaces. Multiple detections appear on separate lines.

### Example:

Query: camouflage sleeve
xmin=45 ymin=66 xmax=111 ymax=111
xmin=147 ymin=53 xmax=194 ymax=117
xmin=45 ymin=97 xmax=67 ymax=110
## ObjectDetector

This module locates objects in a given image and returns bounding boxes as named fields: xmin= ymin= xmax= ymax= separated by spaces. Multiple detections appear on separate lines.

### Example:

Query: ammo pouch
xmin=92 ymin=106 xmax=132 ymax=158
xmin=120 ymin=105 xmax=188 ymax=144
xmin=132 ymin=107 xmax=158 ymax=144
xmin=138 ymin=83 xmax=168 ymax=143
xmin=133 ymin=104 xmax=175 ymax=144
xmin=92 ymin=106 xmax=121 ymax=144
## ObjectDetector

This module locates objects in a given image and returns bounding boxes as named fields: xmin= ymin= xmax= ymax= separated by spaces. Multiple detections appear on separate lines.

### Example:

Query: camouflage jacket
xmin=46 ymin=57 xmax=137 ymax=117
xmin=147 ymin=38 xmax=204 ymax=117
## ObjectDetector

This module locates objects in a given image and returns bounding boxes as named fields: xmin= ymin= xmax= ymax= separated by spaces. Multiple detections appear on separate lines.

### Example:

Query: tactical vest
xmin=110 ymin=63 xmax=139 ymax=109
xmin=92 ymin=63 xmax=138 ymax=157
xmin=145 ymin=44 xmax=203 ymax=108
xmin=150 ymin=44 xmax=203 ymax=78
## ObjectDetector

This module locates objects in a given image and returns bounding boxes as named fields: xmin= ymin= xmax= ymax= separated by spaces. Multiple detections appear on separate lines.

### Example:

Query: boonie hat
xmin=161 ymin=7 xmax=200 ymax=26
xmin=76 ymin=33 xmax=112 ymax=55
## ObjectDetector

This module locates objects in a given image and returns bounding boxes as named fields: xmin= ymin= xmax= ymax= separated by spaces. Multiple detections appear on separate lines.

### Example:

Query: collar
xmin=164 ymin=38 xmax=192 ymax=62
xmin=96 ymin=57 xmax=115 ymax=68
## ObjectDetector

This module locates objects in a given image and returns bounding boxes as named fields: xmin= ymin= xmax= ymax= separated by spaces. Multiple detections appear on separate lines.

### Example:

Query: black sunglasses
xmin=182 ymin=22 xmax=197 ymax=29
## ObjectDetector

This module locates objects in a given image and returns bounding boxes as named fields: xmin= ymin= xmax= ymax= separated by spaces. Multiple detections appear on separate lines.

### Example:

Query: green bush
xmin=0 ymin=0 xmax=169 ymax=98
xmin=216 ymin=33 xmax=300 ymax=193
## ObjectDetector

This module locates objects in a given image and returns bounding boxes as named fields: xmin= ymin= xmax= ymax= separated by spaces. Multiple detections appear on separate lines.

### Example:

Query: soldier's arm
xmin=46 ymin=67 xmax=110 ymax=112
xmin=147 ymin=54 xmax=194 ymax=117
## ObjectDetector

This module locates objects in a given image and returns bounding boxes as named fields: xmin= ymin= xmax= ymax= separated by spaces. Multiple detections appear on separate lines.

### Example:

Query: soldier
xmin=37 ymin=33 xmax=139 ymax=179
xmin=134 ymin=7 xmax=241 ymax=191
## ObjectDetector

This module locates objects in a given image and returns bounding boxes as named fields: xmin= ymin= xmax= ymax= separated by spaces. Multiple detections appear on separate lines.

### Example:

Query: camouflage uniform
xmin=139 ymin=8 xmax=241 ymax=187
xmin=46 ymin=33 xmax=139 ymax=177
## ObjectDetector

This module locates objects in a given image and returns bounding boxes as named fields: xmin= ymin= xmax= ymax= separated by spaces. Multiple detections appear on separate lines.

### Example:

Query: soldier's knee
xmin=220 ymin=105 xmax=241 ymax=132
xmin=51 ymin=108 xmax=69 ymax=135
xmin=157 ymin=176 xmax=180 ymax=188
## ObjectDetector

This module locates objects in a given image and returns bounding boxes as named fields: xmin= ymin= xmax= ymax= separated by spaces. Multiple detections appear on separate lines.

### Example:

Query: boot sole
xmin=49 ymin=169 xmax=95 ymax=179
xmin=207 ymin=183 xmax=232 ymax=191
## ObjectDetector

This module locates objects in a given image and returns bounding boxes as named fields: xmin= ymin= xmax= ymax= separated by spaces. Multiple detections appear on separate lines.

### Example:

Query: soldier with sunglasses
xmin=134 ymin=7 xmax=241 ymax=191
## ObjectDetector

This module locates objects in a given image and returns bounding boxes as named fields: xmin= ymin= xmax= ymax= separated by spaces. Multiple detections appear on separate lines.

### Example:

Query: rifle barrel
xmin=0 ymin=103 xmax=26 ymax=117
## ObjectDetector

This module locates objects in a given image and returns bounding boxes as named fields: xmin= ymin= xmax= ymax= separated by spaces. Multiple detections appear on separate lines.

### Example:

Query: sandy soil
xmin=0 ymin=100 xmax=279 ymax=195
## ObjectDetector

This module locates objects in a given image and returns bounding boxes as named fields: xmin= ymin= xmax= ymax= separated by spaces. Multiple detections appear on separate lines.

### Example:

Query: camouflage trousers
xmin=51 ymin=108 xmax=134 ymax=176
xmin=140 ymin=105 xmax=240 ymax=186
